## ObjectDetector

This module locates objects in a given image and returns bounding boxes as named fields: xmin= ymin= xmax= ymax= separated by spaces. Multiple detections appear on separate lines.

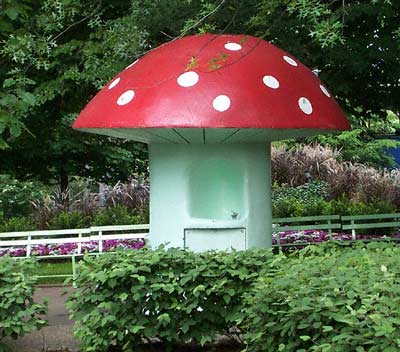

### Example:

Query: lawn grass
xmin=35 ymin=260 xmax=74 ymax=285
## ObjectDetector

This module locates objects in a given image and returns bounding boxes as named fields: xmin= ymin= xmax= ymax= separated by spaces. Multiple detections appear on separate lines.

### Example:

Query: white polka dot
xmin=224 ymin=42 xmax=242 ymax=51
xmin=177 ymin=71 xmax=199 ymax=87
xmin=298 ymin=97 xmax=313 ymax=115
xmin=126 ymin=59 xmax=139 ymax=69
xmin=283 ymin=55 xmax=298 ymax=66
xmin=108 ymin=77 xmax=120 ymax=90
xmin=117 ymin=90 xmax=135 ymax=106
xmin=262 ymin=75 xmax=279 ymax=89
xmin=320 ymin=84 xmax=331 ymax=97
xmin=213 ymin=95 xmax=231 ymax=112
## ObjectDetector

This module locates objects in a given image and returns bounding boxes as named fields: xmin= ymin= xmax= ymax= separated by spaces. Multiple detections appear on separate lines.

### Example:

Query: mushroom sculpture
xmin=73 ymin=34 xmax=350 ymax=251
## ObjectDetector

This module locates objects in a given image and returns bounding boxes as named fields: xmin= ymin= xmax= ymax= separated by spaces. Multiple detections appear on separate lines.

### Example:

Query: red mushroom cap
xmin=73 ymin=34 xmax=350 ymax=143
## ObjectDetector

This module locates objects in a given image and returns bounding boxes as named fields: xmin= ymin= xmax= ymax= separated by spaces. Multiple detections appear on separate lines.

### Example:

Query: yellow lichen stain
xmin=208 ymin=53 xmax=230 ymax=71
xmin=185 ymin=56 xmax=199 ymax=71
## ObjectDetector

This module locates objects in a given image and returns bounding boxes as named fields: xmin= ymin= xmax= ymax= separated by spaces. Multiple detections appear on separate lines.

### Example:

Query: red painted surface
xmin=73 ymin=34 xmax=350 ymax=131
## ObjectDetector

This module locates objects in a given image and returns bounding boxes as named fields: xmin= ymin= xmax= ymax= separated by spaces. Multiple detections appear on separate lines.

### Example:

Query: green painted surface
xmin=273 ymin=215 xmax=341 ymax=222
xmin=81 ymin=127 xmax=336 ymax=144
xmin=148 ymin=143 xmax=271 ymax=250
xmin=341 ymin=213 xmax=400 ymax=221
xmin=189 ymin=158 xmax=245 ymax=220
xmin=184 ymin=228 xmax=246 ymax=251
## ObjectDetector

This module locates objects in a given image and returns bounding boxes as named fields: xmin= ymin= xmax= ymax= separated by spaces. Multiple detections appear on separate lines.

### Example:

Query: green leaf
xmin=5 ymin=7 xmax=20 ymax=20
xmin=129 ymin=325 xmax=144 ymax=333
xmin=193 ymin=284 xmax=205 ymax=297
xmin=0 ymin=137 xmax=9 ymax=149
xmin=9 ymin=123 xmax=22 ymax=137
xmin=157 ymin=313 xmax=171 ymax=326
xmin=3 ymin=79 xmax=15 ymax=88
xmin=20 ymin=92 xmax=36 ymax=106
xmin=322 ymin=325 xmax=334 ymax=332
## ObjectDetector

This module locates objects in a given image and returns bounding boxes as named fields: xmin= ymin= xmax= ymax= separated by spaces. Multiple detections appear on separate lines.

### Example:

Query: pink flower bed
xmin=0 ymin=239 xmax=145 ymax=257
xmin=2 ymin=231 xmax=399 ymax=257
xmin=273 ymin=229 xmax=400 ymax=248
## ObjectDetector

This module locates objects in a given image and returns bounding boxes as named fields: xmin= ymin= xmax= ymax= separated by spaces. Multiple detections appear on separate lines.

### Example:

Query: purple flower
xmin=0 ymin=239 xmax=145 ymax=257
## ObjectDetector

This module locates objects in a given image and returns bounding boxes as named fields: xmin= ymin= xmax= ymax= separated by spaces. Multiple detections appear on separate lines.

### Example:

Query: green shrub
xmin=241 ymin=242 xmax=400 ymax=352
xmin=67 ymin=248 xmax=272 ymax=351
xmin=0 ymin=257 xmax=47 ymax=348
xmin=0 ymin=216 xmax=36 ymax=232
xmin=49 ymin=210 xmax=92 ymax=229
xmin=272 ymin=182 xmax=397 ymax=218
xmin=0 ymin=174 xmax=44 ymax=219
xmin=272 ymin=182 xmax=331 ymax=217
xmin=326 ymin=195 xmax=397 ymax=216
xmin=92 ymin=205 xmax=143 ymax=226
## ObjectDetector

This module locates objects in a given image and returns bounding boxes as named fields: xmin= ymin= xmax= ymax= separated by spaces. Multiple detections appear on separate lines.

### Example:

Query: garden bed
xmin=273 ymin=230 xmax=400 ymax=248
xmin=0 ymin=239 xmax=145 ymax=257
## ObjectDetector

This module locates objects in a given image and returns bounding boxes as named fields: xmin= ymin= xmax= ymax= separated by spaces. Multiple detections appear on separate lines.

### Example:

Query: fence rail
xmin=0 ymin=224 xmax=149 ymax=257
xmin=2 ymin=215 xmax=400 ymax=283
xmin=2 ymin=214 xmax=400 ymax=257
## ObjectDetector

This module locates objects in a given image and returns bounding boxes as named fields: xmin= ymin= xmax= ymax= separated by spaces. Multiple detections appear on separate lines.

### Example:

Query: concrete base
xmin=148 ymin=143 xmax=272 ymax=251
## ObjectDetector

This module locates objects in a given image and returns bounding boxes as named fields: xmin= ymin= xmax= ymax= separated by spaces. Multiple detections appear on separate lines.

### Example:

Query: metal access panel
xmin=184 ymin=228 xmax=246 ymax=252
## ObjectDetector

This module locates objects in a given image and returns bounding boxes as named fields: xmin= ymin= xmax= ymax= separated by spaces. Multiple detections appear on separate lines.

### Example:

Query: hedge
xmin=66 ymin=248 xmax=273 ymax=351
xmin=0 ymin=257 xmax=47 ymax=349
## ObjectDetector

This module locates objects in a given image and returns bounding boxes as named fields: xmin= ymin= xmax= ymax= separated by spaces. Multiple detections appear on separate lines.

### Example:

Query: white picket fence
xmin=0 ymin=224 xmax=149 ymax=257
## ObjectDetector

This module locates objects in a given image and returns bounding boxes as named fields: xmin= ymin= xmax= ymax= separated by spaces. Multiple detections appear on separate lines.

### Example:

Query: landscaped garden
xmin=2 ymin=143 xmax=400 ymax=350
xmin=1 ymin=0 xmax=400 ymax=351
xmin=3 ymin=242 xmax=400 ymax=351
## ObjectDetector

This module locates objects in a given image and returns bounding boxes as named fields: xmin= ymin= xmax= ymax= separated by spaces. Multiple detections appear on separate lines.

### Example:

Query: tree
xmin=0 ymin=0 xmax=148 ymax=187
xmin=1 ymin=0 xmax=399 ymax=183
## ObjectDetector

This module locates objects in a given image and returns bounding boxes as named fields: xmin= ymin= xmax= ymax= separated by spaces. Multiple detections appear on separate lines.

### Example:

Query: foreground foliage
xmin=67 ymin=243 xmax=400 ymax=351
xmin=67 ymin=248 xmax=273 ymax=351
xmin=241 ymin=242 xmax=400 ymax=352
xmin=0 ymin=257 xmax=47 ymax=350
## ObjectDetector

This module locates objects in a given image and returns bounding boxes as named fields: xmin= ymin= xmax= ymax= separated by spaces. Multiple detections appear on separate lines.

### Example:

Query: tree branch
xmin=51 ymin=1 xmax=102 ymax=42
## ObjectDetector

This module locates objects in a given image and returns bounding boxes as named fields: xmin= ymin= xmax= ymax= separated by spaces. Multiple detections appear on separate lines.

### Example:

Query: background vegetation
xmin=0 ymin=1 xmax=399 ymax=223
xmin=0 ymin=0 xmax=399 ymax=190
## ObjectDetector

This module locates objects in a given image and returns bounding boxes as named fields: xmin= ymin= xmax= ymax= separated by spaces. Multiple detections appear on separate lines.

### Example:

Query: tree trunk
xmin=60 ymin=165 xmax=69 ymax=193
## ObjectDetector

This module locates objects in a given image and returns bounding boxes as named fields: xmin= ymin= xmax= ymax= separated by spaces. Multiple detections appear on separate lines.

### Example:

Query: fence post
xmin=77 ymin=232 xmax=82 ymax=255
xmin=26 ymin=234 xmax=31 ymax=257
xmin=351 ymin=220 xmax=356 ymax=240
xmin=98 ymin=230 xmax=103 ymax=253
xmin=276 ymin=232 xmax=282 ymax=253
xmin=72 ymin=255 xmax=77 ymax=288
xmin=328 ymin=219 xmax=333 ymax=240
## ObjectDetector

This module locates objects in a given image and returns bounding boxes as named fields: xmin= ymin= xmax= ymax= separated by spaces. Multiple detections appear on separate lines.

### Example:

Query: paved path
xmin=5 ymin=286 xmax=80 ymax=352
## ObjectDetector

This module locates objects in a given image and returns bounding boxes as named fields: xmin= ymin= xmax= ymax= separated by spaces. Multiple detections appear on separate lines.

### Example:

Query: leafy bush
xmin=306 ymin=128 xmax=399 ymax=168
xmin=0 ymin=216 xmax=36 ymax=232
xmin=0 ymin=257 xmax=47 ymax=348
xmin=67 ymin=248 xmax=273 ymax=351
xmin=326 ymin=195 xmax=397 ymax=216
xmin=49 ymin=210 xmax=92 ymax=230
xmin=0 ymin=174 xmax=44 ymax=219
xmin=92 ymin=205 xmax=143 ymax=226
xmin=272 ymin=182 xmax=397 ymax=218
xmin=241 ymin=242 xmax=400 ymax=352
xmin=272 ymin=182 xmax=330 ymax=217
